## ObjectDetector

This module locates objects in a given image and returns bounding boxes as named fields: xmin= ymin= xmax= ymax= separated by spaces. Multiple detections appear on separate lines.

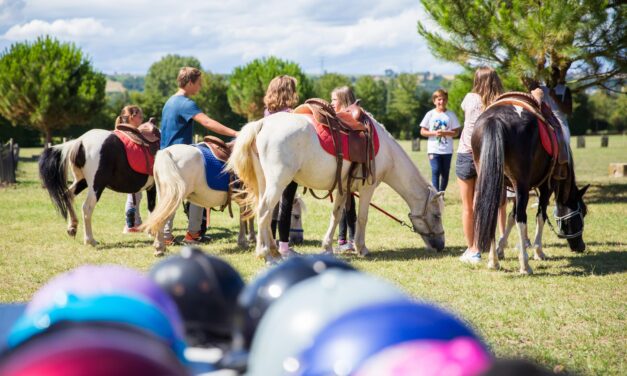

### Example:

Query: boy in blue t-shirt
xmin=419 ymin=89 xmax=460 ymax=192
xmin=161 ymin=67 xmax=238 ymax=245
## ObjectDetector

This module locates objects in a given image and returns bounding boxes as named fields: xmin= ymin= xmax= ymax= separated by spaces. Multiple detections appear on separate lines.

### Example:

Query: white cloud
xmin=0 ymin=1 xmax=462 ymax=76
xmin=3 ymin=18 xmax=113 ymax=41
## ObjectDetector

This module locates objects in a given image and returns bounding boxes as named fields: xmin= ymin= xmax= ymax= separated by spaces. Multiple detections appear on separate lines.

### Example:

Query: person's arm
xmin=420 ymin=128 xmax=436 ymax=137
xmin=193 ymin=113 xmax=238 ymax=137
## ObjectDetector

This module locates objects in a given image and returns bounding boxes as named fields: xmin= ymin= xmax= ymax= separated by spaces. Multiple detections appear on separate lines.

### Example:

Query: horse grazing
xmin=472 ymin=93 xmax=588 ymax=274
xmin=39 ymin=129 xmax=156 ymax=246
xmin=142 ymin=143 xmax=255 ymax=256
xmin=227 ymin=109 xmax=445 ymax=261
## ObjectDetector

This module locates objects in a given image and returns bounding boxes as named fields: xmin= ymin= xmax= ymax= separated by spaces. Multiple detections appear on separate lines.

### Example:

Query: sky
xmin=0 ymin=0 xmax=462 ymax=76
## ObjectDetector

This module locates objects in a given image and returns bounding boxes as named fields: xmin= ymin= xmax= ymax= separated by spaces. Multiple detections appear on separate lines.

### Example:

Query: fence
xmin=0 ymin=139 xmax=19 ymax=185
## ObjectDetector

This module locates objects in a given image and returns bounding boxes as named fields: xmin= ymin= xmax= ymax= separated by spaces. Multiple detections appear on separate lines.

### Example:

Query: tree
xmin=418 ymin=0 xmax=626 ymax=91
xmin=0 ymin=36 xmax=106 ymax=143
xmin=227 ymin=56 xmax=313 ymax=121
xmin=194 ymin=73 xmax=246 ymax=132
xmin=354 ymin=76 xmax=387 ymax=120
xmin=386 ymin=74 xmax=430 ymax=139
xmin=140 ymin=54 xmax=202 ymax=120
xmin=313 ymin=73 xmax=352 ymax=101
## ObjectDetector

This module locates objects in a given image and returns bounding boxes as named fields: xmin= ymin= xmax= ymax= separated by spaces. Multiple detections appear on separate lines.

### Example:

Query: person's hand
xmin=531 ymin=88 xmax=544 ymax=104
xmin=435 ymin=130 xmax=444 ymax=137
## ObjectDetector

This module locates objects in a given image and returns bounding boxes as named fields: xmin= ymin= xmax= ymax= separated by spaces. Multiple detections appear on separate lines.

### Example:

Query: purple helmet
xmin=26 ymin=264 xmax=183 ymax=338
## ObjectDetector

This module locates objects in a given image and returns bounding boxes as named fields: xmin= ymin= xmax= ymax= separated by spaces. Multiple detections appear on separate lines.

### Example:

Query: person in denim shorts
xmin=456 ymin=67 xmax=504 ymax=264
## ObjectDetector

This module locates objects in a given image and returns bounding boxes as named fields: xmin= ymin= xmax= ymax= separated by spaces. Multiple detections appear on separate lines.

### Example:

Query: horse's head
xmin=555 ymin=184 xmax=589 ymax=252
xmin=289 ymin=196 xmax=306 ymax=245
xmin=409 ymin=188 xmax=445 ymax=251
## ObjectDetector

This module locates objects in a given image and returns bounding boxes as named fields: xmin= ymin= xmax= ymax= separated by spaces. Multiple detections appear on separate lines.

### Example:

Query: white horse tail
xmin=38 ymin=140 xmax=79 ymax=219
xmin=142 ymin=149 xmax=186 ymax=235
xmin=226 ymin=119 xmax=264 ymax=216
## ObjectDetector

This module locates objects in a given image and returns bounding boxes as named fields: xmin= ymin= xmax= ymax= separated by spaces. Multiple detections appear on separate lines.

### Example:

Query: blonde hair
xmin=432 ymin=89 xmax=448 ymax=102
xmin=264 ymin=75 xmax=299 ymax=113
xmin=177 ymin=67 xmax=202 ymax=88
xmin=331 ymin=86 xmax=356 ymax=111
xmin=472 ymin=66 xmax=504 ymax=109
xmin=115 ymin=105 xmax=143 ymax=127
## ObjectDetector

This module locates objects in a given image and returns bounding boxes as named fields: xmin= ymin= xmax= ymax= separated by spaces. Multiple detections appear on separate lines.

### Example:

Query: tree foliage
xmin=227 ymin=56 xmax=313 ymax=121
xmin=418 ymin=0 xmax=626 ymax=91
xmin=386 ymin=73 xmax=431 ymax=139
xmin=139 ymin=54 xmax=202 ymax=119
xmin=195 ymin=73 xmax=246 ymax=131
xmin=354 ymin=76 xmax=387 ymax=120
xmin=313 ymin=73 xmax=352 ymax=101
xmin=0 ymin=36 xmax=106 ymax=143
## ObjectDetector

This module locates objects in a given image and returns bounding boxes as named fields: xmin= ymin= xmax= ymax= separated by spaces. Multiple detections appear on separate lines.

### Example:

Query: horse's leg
xmin=146 ymin=185 xmax=156 ymax=213
xmin=321 ymin=191 xmax=347 ymax=254
xmin=82 ymin=186 xmax=101 ymax=246
xmin=256 ymin=185 xmax=284 ymax=259
xmin=514 ymin=185 xmax=532 ymax=274
xmin=496 ymin=204 xmax=516 ymax=260
xmin=237 ymin=213 xmax=249 ymax=249
xmin=152 ymin=227 xmax=165 ymax=256
xmin=247 ymin=218 xmax=256 ymax=244
xmin=65 ymin=179 xmax=83 ymax=237
xmin=354 ymin=185 xmax=376 ymax=257
xmin=533 ymin=184 xmax=550 ymax=260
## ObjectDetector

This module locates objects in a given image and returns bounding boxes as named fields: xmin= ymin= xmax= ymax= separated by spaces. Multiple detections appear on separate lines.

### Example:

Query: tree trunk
xmin=44 ymin=128 xmax=51 ymax=146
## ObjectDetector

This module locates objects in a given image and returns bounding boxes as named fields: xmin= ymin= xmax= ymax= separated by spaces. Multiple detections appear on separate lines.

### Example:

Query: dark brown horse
xmin=472 ymin=94 xmax=588 ymax=274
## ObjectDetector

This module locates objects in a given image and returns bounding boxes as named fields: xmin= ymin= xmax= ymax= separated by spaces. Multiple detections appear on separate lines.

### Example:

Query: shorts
xmin=455 ymin=153 xmax=477 ymax=180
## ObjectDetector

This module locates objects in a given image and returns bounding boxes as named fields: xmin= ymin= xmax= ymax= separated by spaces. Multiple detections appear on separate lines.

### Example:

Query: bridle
xmin=406 ymin=191 xmax=444 ymax=238
xmin=547 ymin=203 xmax=584 ymax=239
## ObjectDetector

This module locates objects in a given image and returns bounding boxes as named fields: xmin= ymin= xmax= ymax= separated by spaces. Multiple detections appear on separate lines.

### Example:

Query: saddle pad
xmin=306 ymin=114 xmax=380 ymax=161
xmin=196 ymin=143 xmax=230 ymax=192
xmin=537 ymin=118 xmax=558 ymax=159
xmin=114 ymin=130 xmax=154 ymax=175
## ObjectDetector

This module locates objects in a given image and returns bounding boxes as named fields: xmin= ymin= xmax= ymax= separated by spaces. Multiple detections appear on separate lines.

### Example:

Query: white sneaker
xmin=279 ymin=248 xmax=301 ymax=260
xmin=459 ymin=250 xmax=481 ymax=265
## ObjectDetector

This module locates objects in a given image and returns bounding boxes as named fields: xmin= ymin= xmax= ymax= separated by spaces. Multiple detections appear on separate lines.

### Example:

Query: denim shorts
xmin=455 ymin=153 xmax=477 ymax=180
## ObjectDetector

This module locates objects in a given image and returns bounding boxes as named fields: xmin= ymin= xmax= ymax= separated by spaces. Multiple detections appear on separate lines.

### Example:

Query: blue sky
xmin=0 ymin=0 xmax=462 ymax=76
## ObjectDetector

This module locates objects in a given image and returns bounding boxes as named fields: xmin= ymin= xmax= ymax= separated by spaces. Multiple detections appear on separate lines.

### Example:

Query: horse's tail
xmin=142 ymin=149 xmax=186 ymax=235
xmin=474 ymin=117 xmax=505 ymax=253
xmin=226 ymin=119 xmax=264 ymax=218
xmin=38 ymin=140 xmax=79 ymax=219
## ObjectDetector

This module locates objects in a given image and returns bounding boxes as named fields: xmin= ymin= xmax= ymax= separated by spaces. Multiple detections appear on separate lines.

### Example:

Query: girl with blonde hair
xmin=263 ymin=75 xmax=301 ymax=260
xmin=116 ymin=105 xmax=146 ymax=233
xmin=456 ymin=67 xmax=505 ymax=264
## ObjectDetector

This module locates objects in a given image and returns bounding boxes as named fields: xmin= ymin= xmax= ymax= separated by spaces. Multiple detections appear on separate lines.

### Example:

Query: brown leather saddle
xmin=294 ymin=98 xmax=376 ymax=200
xmin=488 ymin=92 xmax=570 ymax=182
xmin=202 ymin=135 xmax=233 ymax=163
xmin=115 ymin=117 xmax=161 ymax=155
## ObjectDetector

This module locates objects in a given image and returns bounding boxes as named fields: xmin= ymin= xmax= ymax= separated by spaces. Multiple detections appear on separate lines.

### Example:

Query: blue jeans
xmin=429 ymin=153 xmax=452 ymax=192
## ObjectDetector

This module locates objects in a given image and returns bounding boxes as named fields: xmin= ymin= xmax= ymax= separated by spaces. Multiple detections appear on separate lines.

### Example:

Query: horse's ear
xmin=579 ymin=184 xmax=590 ymax=197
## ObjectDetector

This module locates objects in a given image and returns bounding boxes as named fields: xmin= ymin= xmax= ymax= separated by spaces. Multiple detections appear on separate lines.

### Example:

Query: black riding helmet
xmin=230 ymin=255 xmax=356 ymax=353
xmin=149 ymin=247 xmax=245 ymax=347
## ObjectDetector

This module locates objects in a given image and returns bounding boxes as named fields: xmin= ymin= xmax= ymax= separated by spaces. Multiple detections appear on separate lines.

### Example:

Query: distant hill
xmin=107 ymin=74 xmax=145 ymax=92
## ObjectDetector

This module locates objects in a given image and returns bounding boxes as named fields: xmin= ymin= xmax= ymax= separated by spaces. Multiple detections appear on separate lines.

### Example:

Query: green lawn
xmin=1 ymin=135 xmax=626 ymax=374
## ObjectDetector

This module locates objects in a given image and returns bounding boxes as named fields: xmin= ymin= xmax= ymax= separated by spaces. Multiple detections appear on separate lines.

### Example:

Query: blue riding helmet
xmin=295 ymin=300 xmax=487 ymax=376
xmin=7 ymin=294 xmax=187 ymax=361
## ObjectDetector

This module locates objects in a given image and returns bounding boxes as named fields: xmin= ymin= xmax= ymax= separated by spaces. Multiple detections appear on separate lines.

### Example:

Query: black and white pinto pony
xmin=39 ymin=129 xmax=156 ymax=246
xmin=227 ymin=111 xmax=445 ymax=261
xmin=472 ymin=95 xmax=588 ymax=274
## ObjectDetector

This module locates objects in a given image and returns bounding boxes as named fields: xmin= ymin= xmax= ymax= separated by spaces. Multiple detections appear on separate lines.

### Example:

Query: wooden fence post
xmin=576 ymin=136 xmax=585 ymax=148
xmin=412 ymin=138 xmax=421 ymax=152
xmin=601 ymin=136 xmax=609 ymax=147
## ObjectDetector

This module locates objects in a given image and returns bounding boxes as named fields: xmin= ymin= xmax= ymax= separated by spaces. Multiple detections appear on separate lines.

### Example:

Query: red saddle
xmin=113 ymin=120 xmax=161 ymax=176
xmin=307 ymin=114 xmax=380 ymax=161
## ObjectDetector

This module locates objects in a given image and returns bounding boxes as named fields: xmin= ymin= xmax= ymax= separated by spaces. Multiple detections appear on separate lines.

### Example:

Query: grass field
xmin=1 ymin=135 xmax=626 ymax=374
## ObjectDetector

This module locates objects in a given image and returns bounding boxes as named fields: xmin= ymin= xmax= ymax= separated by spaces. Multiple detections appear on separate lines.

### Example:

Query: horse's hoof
xmin=67 ymin=228 xmax=77 ymax=237
xmin=487 ymin=262 xmax=501 ymax=270
xmin=357 ymin=247 xmax=369 ymax=257
xmin=84 ymin=239 xmax=98 ymax=246
xmin=497 ymin=251 xmax=505 ymax=260
xmin=237 ymin=240 xmax=249 ymax=250
xmin=519 ymin=267 xmax=533 ymax=275
xmin=154 ymin=250 xmax=165 ymax=257
xmin=533 ymin=253 xmax=547 ymax=261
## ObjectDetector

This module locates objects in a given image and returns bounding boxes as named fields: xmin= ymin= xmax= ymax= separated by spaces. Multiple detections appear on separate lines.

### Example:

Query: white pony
xmin=227 ymin=112 xmax=445 ymax=260
xmin=142 ymin=144 xmax=255 ymax=256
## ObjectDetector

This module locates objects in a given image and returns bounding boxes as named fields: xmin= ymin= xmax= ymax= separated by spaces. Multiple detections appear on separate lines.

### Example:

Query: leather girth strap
xmin=295 ymin=98 xmax=376 ymax=208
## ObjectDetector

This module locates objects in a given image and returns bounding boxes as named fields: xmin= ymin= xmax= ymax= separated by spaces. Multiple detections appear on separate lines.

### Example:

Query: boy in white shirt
xmin=420 ymin=89 xmax=461 ymax=192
